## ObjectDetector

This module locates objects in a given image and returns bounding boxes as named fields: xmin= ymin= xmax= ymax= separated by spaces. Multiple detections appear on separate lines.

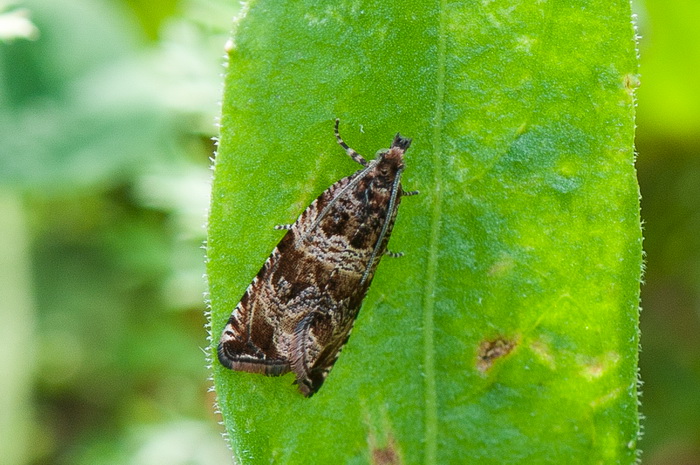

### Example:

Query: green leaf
xmin=207 ymin=1 xmax=641 ymax=463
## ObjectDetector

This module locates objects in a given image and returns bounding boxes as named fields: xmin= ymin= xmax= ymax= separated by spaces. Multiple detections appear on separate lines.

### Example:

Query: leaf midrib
xmin=422 ymin=1 xmax=447 ymax=463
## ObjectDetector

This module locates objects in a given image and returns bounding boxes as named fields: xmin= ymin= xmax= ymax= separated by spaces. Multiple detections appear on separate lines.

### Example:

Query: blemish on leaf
xmin=370 ymin=435 xmax=402 ymax=465
xmin=580 ymin=351 xmax=620 ymax=380
xmin=530 ymin=339 xmax=555 ymax=369
xmin=623 ymin=73 xmax=640 ymax=93
xmin=477 ymin=336 xmax=518 ymax=372
xmin=364 ymin=407 xmax=403 ymax=465
xmin=590 ymin=386 xmax=624 ymax=408
xmin=584 ymin=359 xmax=605 ymax=378
xmin=487 ymin=254 xmax=515 ymax=276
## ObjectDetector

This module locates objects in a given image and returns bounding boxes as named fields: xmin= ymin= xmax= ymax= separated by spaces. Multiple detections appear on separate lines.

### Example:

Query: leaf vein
xmin=422 ymin=1 xmax=448 ymax=463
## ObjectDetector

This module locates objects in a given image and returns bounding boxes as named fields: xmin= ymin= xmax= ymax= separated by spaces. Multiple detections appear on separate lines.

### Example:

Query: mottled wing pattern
xmin=218 ymin=121 xmax=412 ymax=396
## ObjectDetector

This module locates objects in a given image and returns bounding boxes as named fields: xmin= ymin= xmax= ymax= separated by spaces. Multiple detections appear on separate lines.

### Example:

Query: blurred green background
xmin=0 ymin=1 xmax=697 ymax=464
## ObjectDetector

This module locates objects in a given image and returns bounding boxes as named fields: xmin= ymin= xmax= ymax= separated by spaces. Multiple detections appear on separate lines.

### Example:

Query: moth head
xmin=377 ymin=133 xmax=411 ymax=174
xmin=391 ymin=133 xmax=412 ymax=152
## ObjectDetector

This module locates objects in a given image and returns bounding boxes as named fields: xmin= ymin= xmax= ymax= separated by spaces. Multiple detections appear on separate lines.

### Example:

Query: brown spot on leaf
xmin=477 ymin=336 xmax=518 ymax=372
xmin=371 ymin=435 xmax=402 ymax=465
xmin=364 ymin=404 xmax=403 ymax=465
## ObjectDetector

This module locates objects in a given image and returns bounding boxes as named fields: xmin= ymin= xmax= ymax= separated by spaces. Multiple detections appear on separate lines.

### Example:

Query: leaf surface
xmin=207 ymin=1 xmax=641 ymax=463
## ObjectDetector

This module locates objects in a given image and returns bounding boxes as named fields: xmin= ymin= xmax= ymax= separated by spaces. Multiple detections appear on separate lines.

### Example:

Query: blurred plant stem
xmin=0 ymin=191 xmax=36 ymax=465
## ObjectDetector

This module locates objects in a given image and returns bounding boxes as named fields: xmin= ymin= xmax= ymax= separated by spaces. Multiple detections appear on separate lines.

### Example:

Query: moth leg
xmin=334 ymin=118 xmax=368 ymax=167
xmin=402 ymin=189 xmax=420 ymax=196
xmin=274 ymin=224 xmax=294 ymax=230
xmin=384 ymin=250 xmax=404 ymax=258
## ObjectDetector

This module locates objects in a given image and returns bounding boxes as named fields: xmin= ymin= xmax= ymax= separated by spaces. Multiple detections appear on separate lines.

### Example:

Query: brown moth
xmin=217 ymin=119 xmax=416 ymax=396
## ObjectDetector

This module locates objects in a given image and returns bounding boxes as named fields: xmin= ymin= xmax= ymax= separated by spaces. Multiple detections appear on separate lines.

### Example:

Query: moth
xmin=217 ymin=119 xmax=416 ymax=396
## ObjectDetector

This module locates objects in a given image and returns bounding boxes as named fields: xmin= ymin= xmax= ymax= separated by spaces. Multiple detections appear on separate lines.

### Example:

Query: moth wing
xmin=289 ymin=306 xmax=357 ymax=396
xmin=217 ymin=262 xmax=291 ymax=377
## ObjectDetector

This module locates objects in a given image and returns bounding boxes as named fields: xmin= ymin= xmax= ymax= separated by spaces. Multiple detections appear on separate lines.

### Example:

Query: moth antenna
xmin=334 ymin=118 xmax=368 ymax=166
xmin=402 ymin=189 xmax=420 ymax=196
xmin=275 ymin=224 xmax=294 ymax=230
xmin=384 ymin=250 xmax=404 ymax=258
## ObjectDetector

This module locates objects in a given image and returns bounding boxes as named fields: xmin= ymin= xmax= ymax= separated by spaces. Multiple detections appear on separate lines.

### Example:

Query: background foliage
xmin=0 ymin=0 xmax=698 ymax=464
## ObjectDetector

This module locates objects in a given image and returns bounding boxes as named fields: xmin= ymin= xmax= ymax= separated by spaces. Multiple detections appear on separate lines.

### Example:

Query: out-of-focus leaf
xmin=0 ymin=0 xmax=173 ymax=192
xmin=633 ymin=0 xmax=700 ymax=139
